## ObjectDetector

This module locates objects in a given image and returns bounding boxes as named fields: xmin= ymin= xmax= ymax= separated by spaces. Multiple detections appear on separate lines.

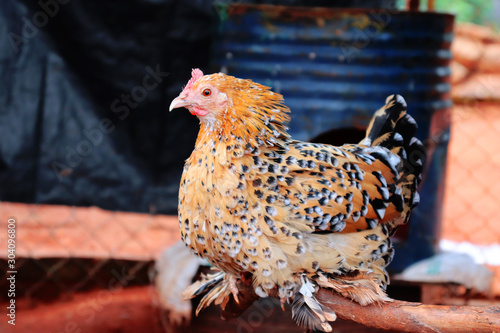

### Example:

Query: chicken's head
xmin=170 ymin=68 xmax=291 ymax=145
xmin=169 ymin=69 xmax=229 ymax=121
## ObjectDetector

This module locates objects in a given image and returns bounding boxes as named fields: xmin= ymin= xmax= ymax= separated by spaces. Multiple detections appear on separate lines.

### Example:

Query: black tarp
xmin=0 ymin=0 xmax=395 ymax=214
xmin=0 ymin=0 xmax=214 ymax=214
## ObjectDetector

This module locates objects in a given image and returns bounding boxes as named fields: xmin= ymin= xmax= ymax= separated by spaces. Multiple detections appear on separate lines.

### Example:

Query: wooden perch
xmin=221 ymin=277 xmax=500 ymax=333
xmin=316 ymin=288 xmax=500 ymax=333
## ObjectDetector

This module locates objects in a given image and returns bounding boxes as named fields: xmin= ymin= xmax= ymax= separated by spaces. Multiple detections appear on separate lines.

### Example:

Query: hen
xmin=169 ymin=69 xmax=425 ymax=331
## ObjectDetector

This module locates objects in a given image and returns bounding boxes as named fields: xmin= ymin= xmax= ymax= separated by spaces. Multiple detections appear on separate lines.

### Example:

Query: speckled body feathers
xmin=173 ymin=71 xmax=425 ymax=332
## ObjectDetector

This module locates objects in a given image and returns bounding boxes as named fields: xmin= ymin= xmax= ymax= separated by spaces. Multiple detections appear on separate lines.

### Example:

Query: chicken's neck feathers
xmin=194 ymin=83 xmax=291 ymax=153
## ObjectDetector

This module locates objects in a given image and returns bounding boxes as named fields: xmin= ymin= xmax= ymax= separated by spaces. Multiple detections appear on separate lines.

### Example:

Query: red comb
xmin=183 ymin=68 xmax=204 ymax=92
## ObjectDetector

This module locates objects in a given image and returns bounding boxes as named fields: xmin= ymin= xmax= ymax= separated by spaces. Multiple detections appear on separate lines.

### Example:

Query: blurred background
xmin=0 ymin=0 xmax=499 ymax=332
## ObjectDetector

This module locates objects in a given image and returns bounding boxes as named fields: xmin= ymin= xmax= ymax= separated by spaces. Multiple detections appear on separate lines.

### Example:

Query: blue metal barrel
xmin=210 ymin=4 xmax=454 ymax=272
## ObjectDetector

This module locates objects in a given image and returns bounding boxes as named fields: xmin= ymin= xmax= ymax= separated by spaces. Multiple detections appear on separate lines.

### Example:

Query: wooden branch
xmin=316 ymin=288 xmax=500 ymax=333
xmin=223 ymin=278 xmax=500 ymax=333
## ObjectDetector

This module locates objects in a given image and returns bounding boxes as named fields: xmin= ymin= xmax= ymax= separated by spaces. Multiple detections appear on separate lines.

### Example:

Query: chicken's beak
xmin=169 ymin=96 xmax=191 ymax=112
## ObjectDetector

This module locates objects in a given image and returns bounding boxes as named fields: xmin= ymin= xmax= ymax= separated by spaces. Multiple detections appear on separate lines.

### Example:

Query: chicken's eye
xmin=202 ymin=89 xmax=212 ymax=97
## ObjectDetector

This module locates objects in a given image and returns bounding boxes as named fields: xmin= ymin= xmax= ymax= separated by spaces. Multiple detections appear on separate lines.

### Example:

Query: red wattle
xmin=192 ymin=107 xmax=208 ymax=116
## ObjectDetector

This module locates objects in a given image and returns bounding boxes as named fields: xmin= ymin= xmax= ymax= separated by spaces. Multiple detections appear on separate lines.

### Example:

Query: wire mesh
xmin=441 ymin=103 xmax=500 ymax=246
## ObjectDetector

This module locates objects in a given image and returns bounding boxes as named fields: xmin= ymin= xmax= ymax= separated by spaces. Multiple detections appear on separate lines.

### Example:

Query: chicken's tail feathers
xmin=361 ymin=95 xmax=426 ymax=225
